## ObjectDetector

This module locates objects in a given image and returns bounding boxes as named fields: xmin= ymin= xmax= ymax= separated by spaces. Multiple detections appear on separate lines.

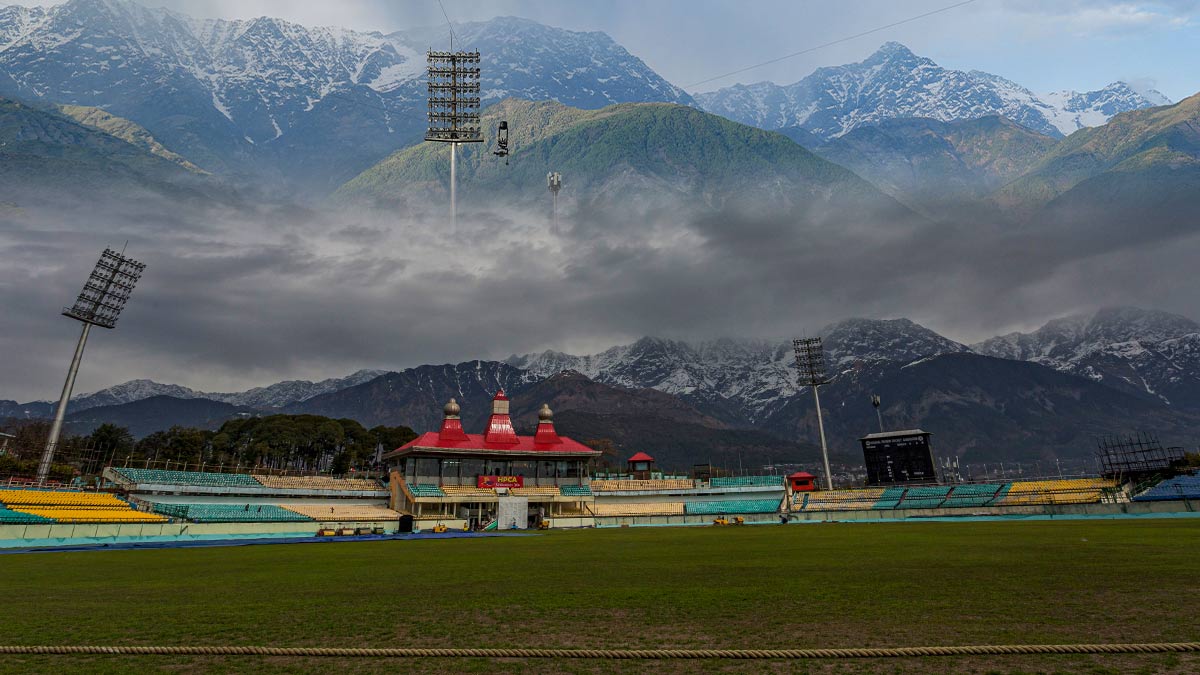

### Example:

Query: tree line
xmin=0 ymin=415 xmax=417 ymax=480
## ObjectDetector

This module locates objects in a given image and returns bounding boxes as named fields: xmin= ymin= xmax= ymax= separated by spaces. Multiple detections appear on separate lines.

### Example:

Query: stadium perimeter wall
xmin=0 ymin=520 xmax=399 ymax=549
xmin=596 ymin=500 xmax=1196 ymax=527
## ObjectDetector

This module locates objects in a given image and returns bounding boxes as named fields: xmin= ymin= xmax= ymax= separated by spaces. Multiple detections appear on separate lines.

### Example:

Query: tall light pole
xmin=547 ymin=171 xmax=562 ymax=234
xmin=38 ymin=248 xmax=145 ymax=483
xmin=425 ymin=45 xmax=482 ymax=230
xmin=793 ymin=337 xmax=833 ymax=490
xmin=871 ymin=394 xmax=884 ymax=433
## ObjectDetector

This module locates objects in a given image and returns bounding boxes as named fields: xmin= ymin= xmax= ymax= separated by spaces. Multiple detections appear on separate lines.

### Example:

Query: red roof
xmin=627 ymin=451 xmax=655 ymax=462
xmin=388 ymin=432 xmax=599 ymax=458
xmin=789 ymin=471 xmax=816 ymax=478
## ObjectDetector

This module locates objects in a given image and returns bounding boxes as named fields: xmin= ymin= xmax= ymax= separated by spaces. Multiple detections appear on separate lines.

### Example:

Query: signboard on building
xmin=478 ymin=475 xmax=524 ymax=489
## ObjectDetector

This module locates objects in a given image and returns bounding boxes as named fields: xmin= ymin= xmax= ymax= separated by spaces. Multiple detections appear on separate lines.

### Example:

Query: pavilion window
xmin=442 ymin=458 xmax=462 ymax=486
xmin=460 ymin=459 xmax=484 ymax=483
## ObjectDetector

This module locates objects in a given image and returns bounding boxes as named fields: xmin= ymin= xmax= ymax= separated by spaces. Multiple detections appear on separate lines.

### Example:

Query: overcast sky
xmin=11 ymin=0 xmax=1200 ymax=100
xmin=3 ymin=0 xmax=1200 ymax=401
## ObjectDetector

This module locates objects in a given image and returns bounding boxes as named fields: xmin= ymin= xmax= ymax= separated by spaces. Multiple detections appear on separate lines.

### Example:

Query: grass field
xmin=1 ymin=519 xmax=1198 ymax=674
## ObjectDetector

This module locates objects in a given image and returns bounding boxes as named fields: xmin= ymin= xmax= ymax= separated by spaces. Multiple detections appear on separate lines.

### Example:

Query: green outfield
xmin=1 ymin=519 xmax=1198 ymax=674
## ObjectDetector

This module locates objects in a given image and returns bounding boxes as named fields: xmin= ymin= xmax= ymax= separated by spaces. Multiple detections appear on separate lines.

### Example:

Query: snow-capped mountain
xmin=508 ymin=319 xmax=970 ymax=425
xmin=973 ymin=307 xmax=1200 ymax=408
xmin=0 ymin=0 xmax=692 ymax=188
xmin=18 ymin=369 xmax=389 ymax=415
xmin=695 ymin=42 xmax=1169 ymax=139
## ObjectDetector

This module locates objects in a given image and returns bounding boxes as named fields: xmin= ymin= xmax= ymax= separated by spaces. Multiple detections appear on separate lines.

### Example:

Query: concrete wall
xmin=0 ymin=519 xmax=401 ymax=549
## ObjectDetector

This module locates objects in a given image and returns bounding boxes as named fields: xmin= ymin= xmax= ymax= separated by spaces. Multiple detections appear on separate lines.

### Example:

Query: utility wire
xmin=436 ymin=0 xmax=457 ymax=50
xmin=683 ymin=0 xmax=980 ymax=90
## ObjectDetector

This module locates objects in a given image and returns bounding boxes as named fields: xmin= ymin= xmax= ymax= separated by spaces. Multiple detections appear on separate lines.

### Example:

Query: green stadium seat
xmin=150 ymin=503 xmax=314 ymax=523
xmin=872 ymin=487 xmax=907 ymax=509
xmin=407 ymin=484 xmax=447 ymax=498
xmin=684 ymin=499 xmax=780 ymax=515
xmin=112 ymin=468 xmax=261 ymax=488
xmin=709 ymin=476 xmax=783 ymax=488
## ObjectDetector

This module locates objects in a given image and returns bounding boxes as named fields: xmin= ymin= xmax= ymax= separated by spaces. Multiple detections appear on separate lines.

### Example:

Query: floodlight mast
xmin=425 ymin=47 xmax=482 ymax=230
xmin=37 ymin=249 xmax=145 ymax=484
xmin=547 ymin=171 xmax=562 ymax=234
xmin=793 ymin=337 xmax=833 ymax=490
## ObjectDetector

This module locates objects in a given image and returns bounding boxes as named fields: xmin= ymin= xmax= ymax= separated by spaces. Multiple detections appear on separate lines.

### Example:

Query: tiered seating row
xmin=794 ymin=488 xmax=884 ymax=511
xmin=253 ymin=475 xmax=382 ymax=491
xmin=590 ymin=479 xmax=695 ymax=492
xmin=112 ymin=468 xmax=261 ymax=488
xmin=997 ymin=479 xmax=1116 ymax=506
xmin=441 ymin=486 xmax=496 ymax=498
xmin=592 ymin=502 xmax=685 ymax=516
xmin=898 ymin=486 xmax=952 ymax=510
xmin=0 ymin=489 xmax=129 ymax=508
xmin=406 ymin=484 xmax=446 ymax=498
xmin=560 ymin=485 xmax=593 ymax=497
xmin=1135 ymin=472 xmax=1200 ymax=501
xmin=9 ymin=508 xmax=167 ymax=524
xmin=151 ymin=503 xmax=313 ymax=523
xmin=282 ymin=504 xmax=402 ymax=521
xmin=685 ymin=499 xmax=780 ymax=515
xmin=794 ymin=479 xmax=1115 ymax=512
xmin=509 ymin=486 xmax=560 ymax=498
xmin=710 ymin=475 xmax=783 ymax=488
xmin=0 ymin=506 xmax=54 ymax=523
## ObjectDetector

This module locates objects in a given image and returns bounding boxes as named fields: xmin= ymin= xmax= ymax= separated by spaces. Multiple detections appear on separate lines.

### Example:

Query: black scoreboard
xmin=860 ymin=430 xmax=937 ymax=486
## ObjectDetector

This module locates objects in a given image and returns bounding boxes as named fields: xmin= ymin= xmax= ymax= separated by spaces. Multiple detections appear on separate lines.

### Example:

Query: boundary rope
xmin=0 ymin=643 xmax=1197 ymax=659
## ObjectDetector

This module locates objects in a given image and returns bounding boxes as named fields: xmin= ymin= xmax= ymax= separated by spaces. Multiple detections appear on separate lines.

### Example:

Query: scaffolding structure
xmin=1096 ymin=432 xmax=1185 ymax=478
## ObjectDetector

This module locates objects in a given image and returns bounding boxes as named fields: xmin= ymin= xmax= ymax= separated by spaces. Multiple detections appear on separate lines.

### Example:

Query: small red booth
xmin=627 ymin=452 xmax=655 ymax=479
xmin=788 ymin=471 xmax=817 ymax=492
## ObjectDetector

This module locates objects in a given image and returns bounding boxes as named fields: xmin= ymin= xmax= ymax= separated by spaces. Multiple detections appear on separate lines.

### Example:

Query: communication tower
xmin=38 ymin=248 xmax=145 ymax=483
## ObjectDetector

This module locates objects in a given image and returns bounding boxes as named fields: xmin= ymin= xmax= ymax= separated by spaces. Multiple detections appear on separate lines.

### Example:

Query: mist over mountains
xmin=3 ymin=0 xmax=1200 ymax=466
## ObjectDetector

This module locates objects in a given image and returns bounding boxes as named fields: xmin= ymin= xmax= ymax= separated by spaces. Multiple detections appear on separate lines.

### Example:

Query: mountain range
xmin=0 ymin=0 xmax=691 ymax=191
xmin=8 ymin=308 xmax=1200 ymax=466
xmin=694 ymin=42 xmax=1170 ymax=139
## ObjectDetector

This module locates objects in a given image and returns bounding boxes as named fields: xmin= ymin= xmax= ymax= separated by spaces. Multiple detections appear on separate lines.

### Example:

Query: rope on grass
xmin=0 ymin=643 xmax=1198 ymax=659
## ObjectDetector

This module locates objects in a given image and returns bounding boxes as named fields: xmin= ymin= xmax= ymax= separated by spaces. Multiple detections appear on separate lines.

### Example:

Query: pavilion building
xmin=383 ymin=391 xmax=600 ymax=530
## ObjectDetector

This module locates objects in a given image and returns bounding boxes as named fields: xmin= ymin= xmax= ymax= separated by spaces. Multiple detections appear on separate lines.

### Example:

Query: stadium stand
xmin=111 ymin=468 xmax=261 ymax=488
xmin=941 ymin=483 xmax=1003 ymax=507
xmin=252 ymin=476 xmax=382 ymax=491
xmin=151 ymin=503 xmax=313 ymax=523
xmin=406 ymin=484 xmax=447 ymax=498
xmin=0 ymin=505 xmax=53 ymax=523
xmin=899 ymin=486 xmax=952 ymax=509
xmin=710 ymin=475 xmax=784 ymax=488
xmin=591 ymin=502 xmax=685 ymax=516
xmin=9 ymin=508 xmax=167 ymax=523
xmin=795 ymin=488 xmax=884 ymax=512
xmin=441 ymin=486 xmax=497 ymax=498
xmin=685 ymin=499 xmax=780 ymax=515
xmin=508 ymin=486 xmax=560 ymax=498
xmin=559 ymin=485 xmax=593 ymax=497
xmin=0 ymin=489 xmax=129 ymax=509
xmin=282 ymin=504 xmax=402 ymax=521
xmin=590 ymin=479 xmax=695 ymax=492
xmin=1134 ymin=471 xmax=1200 ymax=501
xmin=872 ymin=487 xmax=908 ymax=509
xmin=997 ymin=478 xmax=1116 ymax=506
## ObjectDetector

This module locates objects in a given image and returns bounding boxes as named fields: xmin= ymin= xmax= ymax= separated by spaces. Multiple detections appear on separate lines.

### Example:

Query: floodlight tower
xmin=425 ymin=44 xmax=482 ymax=229
xmin=38 ymin=248 xmax=145 ymax=483
xmin=547 ymin=171 xmax=562 ymax=233
xmin=871 ymin=394 xmax=884 ymax=433
xmin=793 ymin=337 xmax=833 ymax=490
